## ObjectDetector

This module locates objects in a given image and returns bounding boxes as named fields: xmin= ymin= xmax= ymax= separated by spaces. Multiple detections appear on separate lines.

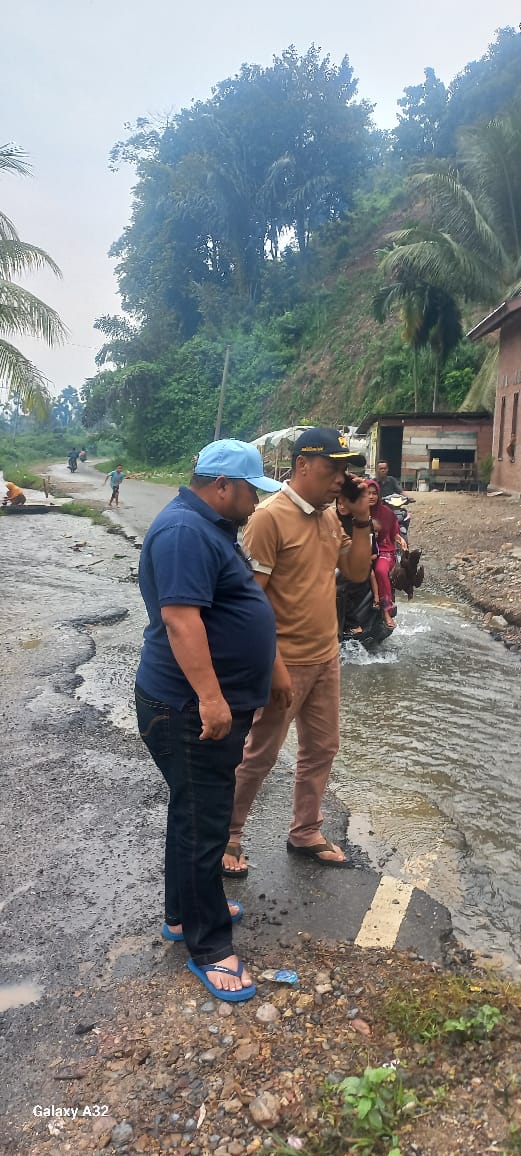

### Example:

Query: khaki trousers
xmin=229 ymin=655 xmax=340 ymax=846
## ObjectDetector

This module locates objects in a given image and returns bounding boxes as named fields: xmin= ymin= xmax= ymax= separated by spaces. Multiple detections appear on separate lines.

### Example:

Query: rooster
xmin=390 ymin=548 xmax=424 ymax=601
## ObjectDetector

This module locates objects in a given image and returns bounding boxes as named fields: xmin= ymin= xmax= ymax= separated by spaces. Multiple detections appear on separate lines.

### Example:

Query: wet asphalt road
xmin=50 ymin=459 xmax=179 ymax=539
xmin=0 ymin=481 xmax=454 ymax=1126
xmin=1 ymin=505 xmax=452 ymax=995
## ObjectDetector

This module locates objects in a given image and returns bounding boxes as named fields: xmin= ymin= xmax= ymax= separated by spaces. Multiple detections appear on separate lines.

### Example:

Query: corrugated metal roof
xmin=355 ymin=411 xmax=491 ymax=436
xmin=467 ymin=296 xmax=521 ymax=341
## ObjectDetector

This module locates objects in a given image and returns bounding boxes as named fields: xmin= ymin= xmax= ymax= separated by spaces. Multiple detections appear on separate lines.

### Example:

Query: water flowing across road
xmin=44 ymin=466 xmax=521 ymax=971
xmin=332 ymin=597 xmax=521 ymax=973
xmin=76 ymin=572 xmax=521 ymax=971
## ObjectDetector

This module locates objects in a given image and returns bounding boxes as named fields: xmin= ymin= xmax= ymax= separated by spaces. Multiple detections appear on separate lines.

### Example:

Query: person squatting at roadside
xmin=2 ymin=481 xmax=26 ymax=507
xmin=135 ymin=439 xmax=280 ymax=1002
xmin=222 ymin=427 xmax=372 ymax=878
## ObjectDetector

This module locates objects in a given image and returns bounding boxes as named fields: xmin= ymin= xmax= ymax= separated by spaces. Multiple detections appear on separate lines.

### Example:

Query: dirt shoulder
xmin=9 ymin=946 xmax=521 ymax=1156
xmin=409 ymin=488 xmax=521 ymax=651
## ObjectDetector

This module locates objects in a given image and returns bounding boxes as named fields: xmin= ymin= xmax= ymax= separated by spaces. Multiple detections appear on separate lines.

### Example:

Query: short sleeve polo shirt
xmin=242 ymin=483 xmax=350 ymax=665
xmin=136 ymin=486 xmax=277 ymax=710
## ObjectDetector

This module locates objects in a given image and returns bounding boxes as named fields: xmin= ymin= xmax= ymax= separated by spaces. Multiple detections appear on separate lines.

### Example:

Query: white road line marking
xmin=355 ymin=875 xmax=414 ymax=949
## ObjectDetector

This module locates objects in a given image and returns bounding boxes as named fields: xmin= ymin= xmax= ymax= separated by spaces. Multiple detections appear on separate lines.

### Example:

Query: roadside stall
xmin=249 ymin=426 xmax=309 ymax=480
xmin=249 ymin=425 xmax=367 ymax=480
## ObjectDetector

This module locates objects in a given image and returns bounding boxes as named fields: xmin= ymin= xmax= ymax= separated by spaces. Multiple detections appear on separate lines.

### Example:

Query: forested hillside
xmin=82 ymin=29 xmax=521 ymax=462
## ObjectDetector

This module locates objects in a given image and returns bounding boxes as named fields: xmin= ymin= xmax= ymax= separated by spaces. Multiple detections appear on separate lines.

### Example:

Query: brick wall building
xmin=354 ymin=412 xmax=493 ymax=489
xmin=468 ymin=298 xmax=521 ymax=492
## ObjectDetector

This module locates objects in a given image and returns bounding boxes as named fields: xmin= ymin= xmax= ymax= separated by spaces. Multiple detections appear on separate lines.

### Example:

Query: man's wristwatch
xmin=352 ymin=518 xmax=372 ymax=529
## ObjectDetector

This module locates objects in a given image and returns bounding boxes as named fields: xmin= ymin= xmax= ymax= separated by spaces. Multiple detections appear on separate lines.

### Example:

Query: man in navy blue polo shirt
xmin=135 ymin=439 xmax=280 ymax=1002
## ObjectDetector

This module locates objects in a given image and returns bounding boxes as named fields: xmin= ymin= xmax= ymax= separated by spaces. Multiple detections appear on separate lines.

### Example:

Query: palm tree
xmin=376 ymin=109 xmax=521 ymax=408
xmin=383 ymin=109 xmax=521 ymax=302
xmin=373 ymin=280 xmax=432 ymax=412
xmin=373 ymin=280 xmax=462 ymax=412
xmin=0 ymin=145 xmax=67 ymax=418
xmin=424 ymin=288 xmax=463 ymax=411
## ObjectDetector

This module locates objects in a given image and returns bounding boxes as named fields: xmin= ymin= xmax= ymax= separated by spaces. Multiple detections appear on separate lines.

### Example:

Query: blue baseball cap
xmin=194 ymin=439 xmax=281 ymax=492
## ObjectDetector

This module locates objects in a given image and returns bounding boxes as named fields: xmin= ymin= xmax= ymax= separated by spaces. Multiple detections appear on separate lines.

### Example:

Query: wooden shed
xmin=354 ymin=411 xmax=493 ymax=490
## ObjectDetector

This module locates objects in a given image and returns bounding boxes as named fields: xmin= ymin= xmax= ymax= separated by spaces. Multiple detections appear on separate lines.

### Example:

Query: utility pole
xmin=214 ymin=346 xmax=230 ymax=441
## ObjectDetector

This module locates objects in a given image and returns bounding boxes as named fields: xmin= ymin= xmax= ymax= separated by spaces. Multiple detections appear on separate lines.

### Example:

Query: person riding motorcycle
xmin=336 ymin=479 xmax=394 ymax=647
xmin=68 ymin=448 xmax=79 ymax=472
xmin=368 ymin=481 xmax=407 ymax=629
xmin=382 ymin=492 xmax=411 ymax=542
xmin=375 ymin=460 xmax=415 ymax=501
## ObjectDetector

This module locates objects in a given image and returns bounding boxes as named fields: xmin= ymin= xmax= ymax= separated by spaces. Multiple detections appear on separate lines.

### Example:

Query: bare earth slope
xmin=411 ymin=489 xmax=521 ymax=651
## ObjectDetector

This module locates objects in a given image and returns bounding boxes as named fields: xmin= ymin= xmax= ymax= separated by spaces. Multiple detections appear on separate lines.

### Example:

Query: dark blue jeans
xmin=135 ymin=684 xmax=253 ymax=966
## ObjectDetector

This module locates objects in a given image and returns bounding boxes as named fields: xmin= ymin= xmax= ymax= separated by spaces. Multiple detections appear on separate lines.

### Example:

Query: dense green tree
xmin=439 ymin=26 xmax=521 ymax=154
xmin=379 ymin=106 xmax=521 ymax=410
xmin=424 ymin=289 xmax=463 ymax=411
xmin=50 ymin=386 xmax=83 ymax=427
xmin=0 ymin=145 xmax=66 ymax=418
xmin=373 ymin=278 xmax=462 ymax=412
xmin=94 ymin=314 xmax=142 ymax=368
xmin=109 ymin=46 xmax=376 ymax=333
xmin=394 ymin=68 xmax=448 ymax=160
xmin=84 ymin=32 xmax=521 ymax=460
xmin=381 ymin=107 xmax=521 ymax=304
xmin=373 ymin=280 xmax=432 ymax=411
xmin=393 ymin=28 xmax=521 ymax=160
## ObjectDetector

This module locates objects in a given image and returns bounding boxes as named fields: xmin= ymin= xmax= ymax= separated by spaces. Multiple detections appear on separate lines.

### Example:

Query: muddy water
xmin=332 ymin=595 xmax=521 ymax=973
xmin=3 ymin=511 xmax=521 ymax=976
xmin=79 ymin=576 xmax=521 ymax=971
xmin=0 ymin=983 xmax=42 ymax=1012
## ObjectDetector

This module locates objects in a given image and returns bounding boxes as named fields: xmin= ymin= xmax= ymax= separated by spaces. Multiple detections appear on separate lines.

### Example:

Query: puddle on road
xmin=0 ymin=982 xmax=42 ymax=1012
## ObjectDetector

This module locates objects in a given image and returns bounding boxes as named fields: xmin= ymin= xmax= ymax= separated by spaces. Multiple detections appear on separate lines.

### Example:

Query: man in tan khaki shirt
xmin=223 ymin=426 xmax=372 ymax=873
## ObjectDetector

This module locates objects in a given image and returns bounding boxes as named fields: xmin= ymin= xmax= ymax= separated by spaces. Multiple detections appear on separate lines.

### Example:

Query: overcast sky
xmin=2 ymin=0 xmax=520 ymax=395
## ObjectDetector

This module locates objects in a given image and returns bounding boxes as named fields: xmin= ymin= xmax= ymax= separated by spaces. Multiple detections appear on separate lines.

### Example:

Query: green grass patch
xmin=0 ymin=430 xmax=86 ymax=487
xmin=5 ymin=468 xmax=44 ymax=490
xmin=58 ymin=501 xmax=109 ymax=527
xmin=380 ymin=974 xmax=506 ymax=1044
xmin=94 ymin=458 xmax=191 ymax=486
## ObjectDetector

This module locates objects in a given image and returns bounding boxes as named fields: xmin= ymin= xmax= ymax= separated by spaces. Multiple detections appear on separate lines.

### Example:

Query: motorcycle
xmin=382 ymin=493 xmax=411 ymax=545
xmin=382 ymin=494 xmax=426 ymax=601
xmin=78 ymin=450 xmax=87 ymax=462
xmin=67 ymin=456 xmax=77 ymax=473
xmin=336 ymin=573 xmax=395 ymax=649
xmin=336 ymin=495 xmax=411 ymax=650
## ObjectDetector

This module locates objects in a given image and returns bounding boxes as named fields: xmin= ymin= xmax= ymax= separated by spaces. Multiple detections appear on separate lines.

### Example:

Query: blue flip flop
xmin=187 ymin=957 xmax=256 ymax=1003
xmin=161 ymin=901 xmax=244 ymax=943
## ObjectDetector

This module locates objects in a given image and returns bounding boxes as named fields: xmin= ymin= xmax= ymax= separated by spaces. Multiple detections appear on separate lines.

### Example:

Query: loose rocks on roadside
xmin=10 ymin=944 xmax=521 ymax=1156
xmin=413 ymin=490 xmax=521 ymax=652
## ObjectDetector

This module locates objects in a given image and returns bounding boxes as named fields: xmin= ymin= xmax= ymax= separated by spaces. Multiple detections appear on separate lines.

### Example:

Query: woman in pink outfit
xmin=367 ymin=481 xmax=407 ymax=629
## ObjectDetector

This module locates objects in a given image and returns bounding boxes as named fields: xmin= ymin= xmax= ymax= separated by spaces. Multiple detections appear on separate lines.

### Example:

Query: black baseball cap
xmin=293 ymin=426 xmax=365 ymax=466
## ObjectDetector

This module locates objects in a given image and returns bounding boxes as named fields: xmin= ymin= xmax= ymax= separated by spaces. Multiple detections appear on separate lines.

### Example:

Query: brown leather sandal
xmin=286 ymin=837 xmax=351 ymax=868
xmin=222 ymin=842 xmax=249 ymax=878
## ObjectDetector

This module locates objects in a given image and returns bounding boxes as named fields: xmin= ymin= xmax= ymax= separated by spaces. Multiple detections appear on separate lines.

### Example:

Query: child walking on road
xmin=104 ymin=465 xmax=125 ymax=507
